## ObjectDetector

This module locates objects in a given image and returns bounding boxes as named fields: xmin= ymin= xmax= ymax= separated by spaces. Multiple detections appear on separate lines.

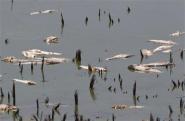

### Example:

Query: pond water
xmin=0 ymin=0 xmax=185 ymax=121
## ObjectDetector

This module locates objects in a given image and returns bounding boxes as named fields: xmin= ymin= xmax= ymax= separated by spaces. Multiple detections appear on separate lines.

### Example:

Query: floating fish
xmin=30 ymin=11 xmax=41 ymax=15
xmin=41 ymin=9 xmax=57 ymax=14
xmin=30 ymin=9 xmax=57 ymax=15
xmin=141 ymin=61 xmax=174 ymax=68
xmin=153 ymin=45 xmax=173 ymax=53
xmin=128 ymin=64 xmax=162 ymax=73
xmin=44 ymin=57 xmax=70 ymax=65
xmin=140 ymin=45 xmax=173 ymax=58
xmin=1 ymin=56 xmax=17 ymax=63
xmin=140 ymin=49 xmax=153 ymax=57
xmin=112 ymin=104 xmax=144 ymax=110
xmin=1 ymin=56 xmax=41 ymax=64
xmin=79 ymin=65 xmax=107 ymax=73
xmin=105 ymin=54 xmax=134 ymax=61
xmin=13 ymin=79 xmax=36 ymax=85
xmin=170 ymin=31 xmax=185 ymax=37
xmin=22 ymin=49 xmax=62 ymax=58
xmin=162 ymin=49 xmax=172 ymax=53
xmin=148 ymin=40 xmax=176 ymax=45
xmin=17 ymin=57 xmax=69 ymax=65
xmin=44 ymin=36 xmax=59 ymax=44
xmin=0 ymin=104 xmax=17 ymax=112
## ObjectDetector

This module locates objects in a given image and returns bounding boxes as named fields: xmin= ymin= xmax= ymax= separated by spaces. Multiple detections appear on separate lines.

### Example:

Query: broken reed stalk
xmin=85 ymin=16 xmax=88 ymax=26
xmin=75 ymin=49 xmax=81 ymax=64
xmin=180 ymin=98 xmax=184 ymax=114
xmin=61 ymin=12 xmax=64 ymax=26
xmin=169 ymin=52 xmax=173 ymax=63
xmin=89 ymin=74 xmax=96 ymax=90
xmin=8 ymin=92 xmax=10 ymax=104
xmin=118 ymin=74 xmax=123 ymax=90
xmin=150 ymin=113 xmax=154 ymax=121
xmin=98 ymin=8 xmax=101 ymax=21
xmin=74 ymin=90 xmax=78 ymax=106
xmin=88 ymin=64 xmax=92 ymax=75
xmin=41 ymin=57 xmax=44 ymax=71
xmin=31 ymin=62 xmax=34 ymax=74
xmin=112 ymin=113 xmax=115 ymax=121
xmin=156 ymin=117 xmax=160 ymax=121
xmin=20 ymin=64 xmax=23 ymax=74
xmin=80 ymin=115 xmax=83 ymax=121
xmin=171 ymin=80 xmax=177 ymax=88
xmin=180 ymin=49 xmax=183 ymax=60
xmin=168 ymin=105 xmax=173 ymax=117
xmin=74 ymin=90 xmax=79 ymax=121
xmin=32 ymin=115 xmax=38 ymax=121
xmin=52 ymin=109 xmax=55 ymax=121
xmin=62 ymin=114 xmax=67 ymax=121
xmin=54 ymin=103 xmax=60 ymax=111
xmin=74 ymin=112 xmax=79 ymax=121
xmin=12 ymin=80 xmax=16 ymax=106
xmin=133 ymin=81 xmax=136 ymax=97
xmin=36 ymin=99 xmax=39 ymax=117
xmin=0 ymin=87 xmax=4 ymax=97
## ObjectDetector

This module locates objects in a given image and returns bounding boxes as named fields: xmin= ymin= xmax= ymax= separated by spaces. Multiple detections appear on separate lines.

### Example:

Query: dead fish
xmin=140 ymin=49 xmax=153 ymax=57
xmin=44 ymin=57 xmax=70 ymax=65
xmin=0 ymin=104 xmax=17 ymax=112
xmin=30 ymin=9 xmax=57 ymax=15
xmin=44 ymin=36 xmax=59 ymax=44
xmin=112 ymin=104 xmax=144 ymax=110
xmin=112 ymin=104 xmax=127 ymax=109
xmin=105 ymin=54 xmax=134 ymax=61
xmin=22 ymin=49 xmax=62 ymax=58
xmin=148 ymin=40 xmax=176 ymax=45
xmin=1 ymin=56 xmax=16 ymax=63
xmin=41 ymin=9 xmax=57 ymax=14
xmin=1 ymin=56 xmax=41 ymax=64
xmin=30 ymin=11 xmax=41 ymax=15
xmin=170 ymin=31 xmax=185 ymax=37
xmin=14 ymin=57 xmax=69 ymax=65
xmin=141 ymin=61 xmax=174 ymax=68
xmin=128 ymin=64 xmax=161 ymax=73
xmin=141 ymin=45 xmax=173 ymax=58
xmin=79 ymin=65 xmax=107 ymax=72
xmin=153 ymin=45 xmax=173 ymax=53
xmin=13 ymin=79 xmax=36 ymax=85
xmin=162 ymin=49 xmax=172 ymax=53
